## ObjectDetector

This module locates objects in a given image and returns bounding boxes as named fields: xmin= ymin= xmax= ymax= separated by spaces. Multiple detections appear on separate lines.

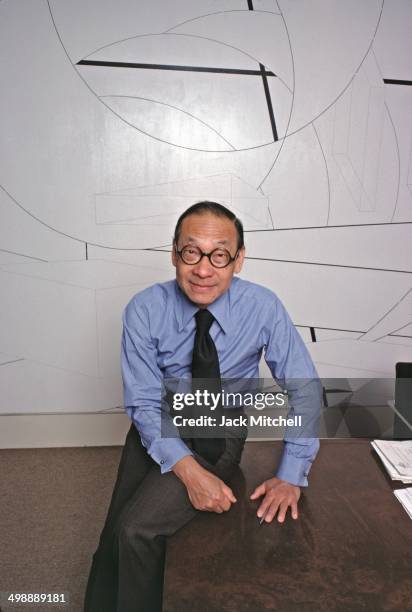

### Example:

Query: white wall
xmin=1 ymin=0 xmax=411 ymax=446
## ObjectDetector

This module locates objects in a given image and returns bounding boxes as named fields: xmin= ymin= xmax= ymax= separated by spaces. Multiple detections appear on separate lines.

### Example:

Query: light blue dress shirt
xmin=121 ymin=277 xmax=321 ymax=486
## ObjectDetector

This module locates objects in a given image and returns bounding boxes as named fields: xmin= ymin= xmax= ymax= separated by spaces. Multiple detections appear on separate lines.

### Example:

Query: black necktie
xmin=191 ymin=309 xmax=226 ymax=464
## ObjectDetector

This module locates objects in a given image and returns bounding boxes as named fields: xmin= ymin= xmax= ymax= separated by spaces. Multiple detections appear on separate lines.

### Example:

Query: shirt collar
xmin=175 ymin=280 xmax=232 ymax=334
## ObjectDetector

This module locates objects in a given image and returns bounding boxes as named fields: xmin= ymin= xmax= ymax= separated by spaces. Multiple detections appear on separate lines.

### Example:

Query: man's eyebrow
xmin=184 ymin=237 xmax=230 ymax=245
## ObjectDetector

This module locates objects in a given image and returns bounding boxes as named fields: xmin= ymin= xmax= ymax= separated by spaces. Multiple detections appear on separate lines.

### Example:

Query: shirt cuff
xmin=275 ymin=449 xmax=313 ymax=487
xmin=148 ymin=437 xmax=193 ymax=474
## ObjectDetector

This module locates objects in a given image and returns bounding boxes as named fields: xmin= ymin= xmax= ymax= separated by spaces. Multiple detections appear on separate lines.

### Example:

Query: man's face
xmin=172 ymin=212 xmax=245 ymax=308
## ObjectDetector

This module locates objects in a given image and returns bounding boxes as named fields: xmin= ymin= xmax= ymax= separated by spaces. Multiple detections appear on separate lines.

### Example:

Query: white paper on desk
xmin=372 ymin=440 xmax=412 ymax=477
xmin=371 ymin=442 xmax=412 ymax=483
xmin=394 ymin=488 xmax=412 ymax=520
xmin=371 ymin=442 xmax=397 ymax=478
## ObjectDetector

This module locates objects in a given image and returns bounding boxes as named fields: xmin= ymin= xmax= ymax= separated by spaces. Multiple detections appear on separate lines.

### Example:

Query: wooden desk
xmin=164 ymin=440 xmax=412 ymax=612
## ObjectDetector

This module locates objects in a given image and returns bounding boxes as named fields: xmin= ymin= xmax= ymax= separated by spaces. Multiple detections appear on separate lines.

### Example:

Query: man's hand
xmin=250 ymin=477 xmax=300 ymax=523
xmin=172 ymin=456 xmax=236 ymax=513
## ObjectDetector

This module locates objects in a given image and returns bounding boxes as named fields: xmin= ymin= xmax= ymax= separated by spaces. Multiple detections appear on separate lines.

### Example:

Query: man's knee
xmin=114 ymin=507 xmax=160 ymax=560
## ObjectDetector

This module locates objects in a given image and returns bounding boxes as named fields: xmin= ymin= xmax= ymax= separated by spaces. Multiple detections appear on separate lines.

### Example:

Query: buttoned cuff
xmin=148 ymin=437 xmax=193 ymax=474
xmin=275 ymin=451 xmax=313 ymax=487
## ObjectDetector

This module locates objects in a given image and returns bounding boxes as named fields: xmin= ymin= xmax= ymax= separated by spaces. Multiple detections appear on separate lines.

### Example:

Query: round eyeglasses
xmin=175 ymin=245 xmax=239 ymax=269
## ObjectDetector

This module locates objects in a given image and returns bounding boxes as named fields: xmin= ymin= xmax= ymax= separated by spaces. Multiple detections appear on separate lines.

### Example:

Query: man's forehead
xmin=179 ymin=213 xmax=237 ymax=243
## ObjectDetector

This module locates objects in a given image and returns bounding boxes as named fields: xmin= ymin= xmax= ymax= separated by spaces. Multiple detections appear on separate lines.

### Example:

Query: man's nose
xmin=193 ymin=254 xmax=214 ymax=276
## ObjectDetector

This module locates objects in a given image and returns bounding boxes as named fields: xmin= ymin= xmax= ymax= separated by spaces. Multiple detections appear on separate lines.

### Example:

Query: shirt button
xmin=160 ymin=459 xmax=165 ymax=465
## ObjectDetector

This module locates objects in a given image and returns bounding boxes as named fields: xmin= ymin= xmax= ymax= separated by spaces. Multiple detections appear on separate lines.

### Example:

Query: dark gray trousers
xmin=84 ymin=425 xmax=245 ymax=612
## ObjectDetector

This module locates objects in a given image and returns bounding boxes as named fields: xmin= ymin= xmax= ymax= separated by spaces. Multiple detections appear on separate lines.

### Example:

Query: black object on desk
xmin=394 ymin=362 xmax=412 ymax=439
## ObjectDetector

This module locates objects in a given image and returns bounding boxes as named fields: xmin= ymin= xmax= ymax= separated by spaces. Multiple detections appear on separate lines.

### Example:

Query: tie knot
xmin=195 ymin=309 xmax=214 ymax=334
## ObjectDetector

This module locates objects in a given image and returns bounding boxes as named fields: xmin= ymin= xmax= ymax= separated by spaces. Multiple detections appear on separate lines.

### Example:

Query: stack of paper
xmin=371 ymin=440 xmax=412 ymax=520
xmin=394 ymin=488 xmax=412 ymax=520
xmin=371 ymin=439 xmax=412 ymax=484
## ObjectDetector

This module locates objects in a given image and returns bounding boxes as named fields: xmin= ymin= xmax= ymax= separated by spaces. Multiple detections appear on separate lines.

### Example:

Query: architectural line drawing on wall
xmin=0 ymin=359 xmax=24 ymax=367
xmin=383 ymin=79 xmax=412 ymax=86
xmin=93 ymin=173 xmax=271 ymax=234
xmin=100 ymin=95 xmax=237 ymax=150
xmin=361 ymin=288 xmax=412 ymax=342
xmin=0 ymin=182 xmax=149 ymax=252
xmin=78 ymin=58 xmax=277 ymax=77
xmin=385 ymin=100 xmax=401 ymax=221
xmin=0 ymin=248 xmax=48 ymax=263
xmin=312 ymin=123 xmax=331 ymax=225
xmin=244 ymin=256 xmax=412 ymax=275
xmin=1 ymin=0 xmax=411 ymax=424
xmin=244 ymin=221 xmax=412 ymax=232
xmin=255 ymin=0 xmax=294 ymax=188
xmin=76 ymin=40 xmax=287 ymax=152
xmin=257 ymin=0 xmax=384 ymax=189
xmin=163 ymin=9 xmax=281 ymax=34
xmin=49 ymin=8 xmax=293 ymax=153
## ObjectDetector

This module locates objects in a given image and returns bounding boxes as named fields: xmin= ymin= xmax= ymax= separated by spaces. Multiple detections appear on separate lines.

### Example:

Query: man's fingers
xmin=257 ymin=496 xmax=272 ymax=519
xmin=263 ymin=499 xmax=281 ymax=523
xmin=220 ymin=497 xmax=232 ymax=512
xmin=223 ymin=485 xmax=237 ymax=504
xmin=209 ymin=489 xmax=235 ymax=513
xmin=276 ymin=500 xmax=290 ymax=523
xmin=250 ymin=483 xmax=266 ymax=500
xmin=253 ymin=480 xmax=301 ymax=523
xmin=291 ymin=499 xmax=299 ymax=520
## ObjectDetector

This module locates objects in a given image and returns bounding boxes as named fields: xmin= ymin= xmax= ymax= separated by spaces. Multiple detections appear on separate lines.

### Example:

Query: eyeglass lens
xmin=180 ymin=246 xmax=231 ymax=267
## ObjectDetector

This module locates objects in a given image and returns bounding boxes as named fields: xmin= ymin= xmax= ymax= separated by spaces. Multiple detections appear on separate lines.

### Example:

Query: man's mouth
xmin=189 ymin=282 xmax=215 ymax=290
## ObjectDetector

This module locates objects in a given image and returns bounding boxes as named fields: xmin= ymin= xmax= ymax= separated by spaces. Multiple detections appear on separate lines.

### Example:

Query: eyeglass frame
xmin=174 ymin=243 xmax=240 ymax=269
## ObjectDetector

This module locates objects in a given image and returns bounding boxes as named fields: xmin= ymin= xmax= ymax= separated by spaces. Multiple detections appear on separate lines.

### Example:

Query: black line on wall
xmin=144 ymin=247 xmax=412 ymax=274
xmin=244 ymin=255 xmax=412 ymax=274
xmin=247 ymin=0 xmax=254 ymax=9
xmin=310 ymin=327 xmax=317 ymax=342
xmin=298 ymin=324 xmax=365 ymax=334
xmin=0 ymin=248 xmax=48 ymax=263
xmin=259 ymin=63 xmax=279 ymax=141
xmin=390 ymin=321 xmax=412 ymax=336
xmin=312 ymin=123 xmax=331 ymax=225
xmin=163 ymin=9 xmax=281 ymax=35
xmin=389 ymin=334 xmax=412 ymax=339
xmin=383 ymin=79 xmax=412 ymax=86
xmin=78 ymin=54 xmax=280 ymax=148
xmin=0 ymin=359 xmax=24 ymax=367
xmin=361 ymin=288 xmax=412 ymax=339
xmin=267 ymin=202 xmax=275 ymax=230
xmin=371 ymin=52 xmax=401 ymax=223
xmin=85 ymin=243 xmax=88 ymax=260
xmin=244 ymin=221 xmax=412 ymax=232
xmin=77 ymin=59 xmax=276 ymax=77
xmin=385 ymin=102 xmax=401 ymax=222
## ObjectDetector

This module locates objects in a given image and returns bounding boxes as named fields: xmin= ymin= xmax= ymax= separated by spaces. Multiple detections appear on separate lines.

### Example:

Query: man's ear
xmin=171 ymin=241 xmax=177 ymax=267
xmin=234 ymin=246 xmax=245 ymax=274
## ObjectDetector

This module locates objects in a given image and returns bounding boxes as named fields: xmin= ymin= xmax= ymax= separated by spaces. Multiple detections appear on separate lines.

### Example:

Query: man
xmin=84 ymin=201 xmax=321 ymax=612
